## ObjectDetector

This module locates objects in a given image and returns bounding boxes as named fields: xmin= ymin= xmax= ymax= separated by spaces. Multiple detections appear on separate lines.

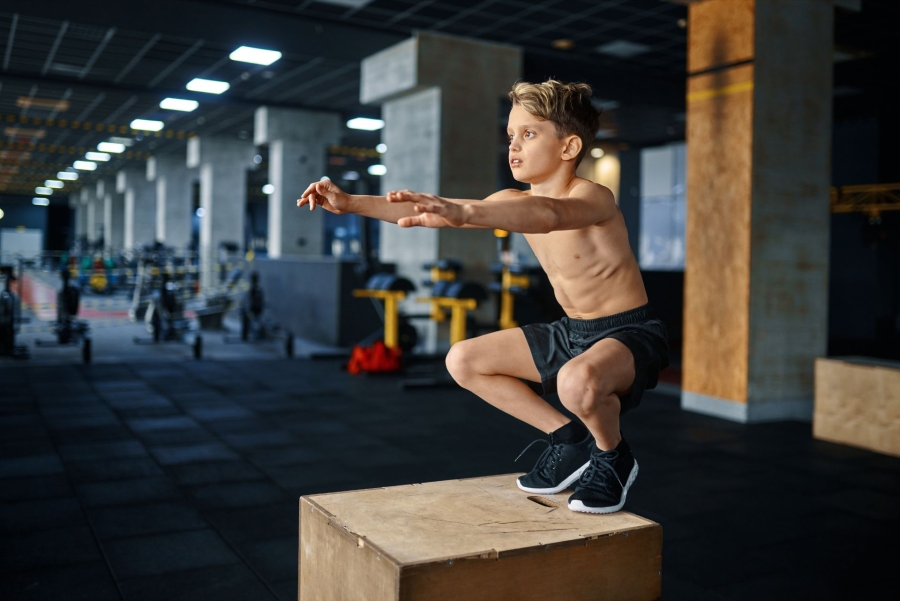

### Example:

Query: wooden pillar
xmin=682 ymin=0 xmax=834 ymax=422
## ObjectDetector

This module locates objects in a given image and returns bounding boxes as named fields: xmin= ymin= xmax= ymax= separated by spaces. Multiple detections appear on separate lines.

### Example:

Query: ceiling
xmin=0 ymin=0 xmax=895 ymax=201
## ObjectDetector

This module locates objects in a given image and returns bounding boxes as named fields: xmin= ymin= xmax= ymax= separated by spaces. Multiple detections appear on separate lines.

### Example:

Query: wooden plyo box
xmin=814 ymin=357 xmax=900 ymax=458
xmin=299 ymin=474 xmax=662 ymax=601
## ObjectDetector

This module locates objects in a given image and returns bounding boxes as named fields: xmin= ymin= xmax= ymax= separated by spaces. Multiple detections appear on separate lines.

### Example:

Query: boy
xmin=298 ymin=80 xmax=668 ymax=514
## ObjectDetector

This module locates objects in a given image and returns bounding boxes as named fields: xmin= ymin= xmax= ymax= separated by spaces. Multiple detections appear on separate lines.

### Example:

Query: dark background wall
xmin=0 ymin=195 xmax=71 ymax=251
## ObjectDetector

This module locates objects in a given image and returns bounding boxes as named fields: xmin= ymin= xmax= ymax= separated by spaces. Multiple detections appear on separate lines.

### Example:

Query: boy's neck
xmin=529 ymin=168 xmax=579 ymax=199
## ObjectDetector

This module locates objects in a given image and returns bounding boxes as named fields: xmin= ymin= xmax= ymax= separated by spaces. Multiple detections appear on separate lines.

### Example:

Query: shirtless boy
xmin=298 ymin=80 xmax=668 ymax=514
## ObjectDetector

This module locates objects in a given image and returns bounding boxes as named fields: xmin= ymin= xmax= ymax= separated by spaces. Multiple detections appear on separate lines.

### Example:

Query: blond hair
xmin=508 ymin=79 xmax=601 ymax=166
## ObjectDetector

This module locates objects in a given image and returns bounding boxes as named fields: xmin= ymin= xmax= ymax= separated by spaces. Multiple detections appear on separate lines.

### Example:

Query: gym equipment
xmin=420 ymin=259 xmax=461 ymax=322
xmin=417 ymin=279 xmax=488 ymax=345
xmin=299 ymin=474 xmax=662 ymax=600
xmin=489 ymin=263 xmax=536 ymax=330
xmin=134 ymin=272 xmax=202 ymax=359
xmin=223 ymin=271 xmax=295 ymax=358
xmin=353 ymin=273 xmax=417 ymax=350
xmin=34 ymin=269 xmax=92 ymax=363
xmin=0 ymin=265 xmax=28 ymax=359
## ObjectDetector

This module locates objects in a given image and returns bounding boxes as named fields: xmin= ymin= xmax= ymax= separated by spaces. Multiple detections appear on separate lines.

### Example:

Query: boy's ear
xmin=561 ymin=134 xmax=582 ymax=162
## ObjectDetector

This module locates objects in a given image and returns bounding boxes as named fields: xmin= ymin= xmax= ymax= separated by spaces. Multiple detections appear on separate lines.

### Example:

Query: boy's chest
xmin=524 ymin=230 xmax=602 ymax=275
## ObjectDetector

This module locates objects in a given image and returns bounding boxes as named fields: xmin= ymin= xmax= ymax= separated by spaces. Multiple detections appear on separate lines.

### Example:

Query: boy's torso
xmin=524 ymin=201 xmax=647 ymax=320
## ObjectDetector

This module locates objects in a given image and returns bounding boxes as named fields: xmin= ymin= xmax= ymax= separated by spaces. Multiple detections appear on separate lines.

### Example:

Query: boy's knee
xmin=446 ymin=341 xmax=477 ymax=385
xmin=557 ymin=363 xmax=615 ymax=416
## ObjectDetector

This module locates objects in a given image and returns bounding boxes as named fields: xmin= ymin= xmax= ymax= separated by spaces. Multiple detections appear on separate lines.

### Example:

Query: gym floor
xmin=1 ymin=342 xmax=897 ymax=600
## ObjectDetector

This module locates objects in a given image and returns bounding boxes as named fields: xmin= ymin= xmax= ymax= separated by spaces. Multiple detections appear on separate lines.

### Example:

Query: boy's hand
xmin=297 ymin=180 xmax=351 ymax=214
xmin=387 ymin=190 xmax=467 ymax=228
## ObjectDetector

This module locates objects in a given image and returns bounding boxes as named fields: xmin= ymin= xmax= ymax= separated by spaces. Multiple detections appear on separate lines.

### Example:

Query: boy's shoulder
xmin=484 ymin=188 xmax=531 ymax=202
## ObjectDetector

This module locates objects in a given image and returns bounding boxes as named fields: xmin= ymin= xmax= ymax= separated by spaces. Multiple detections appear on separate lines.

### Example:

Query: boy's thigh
xmin=452 ymin=327 xmax=541 ymax=382
xmin=559 ymin=338 xmax=636 ymax=397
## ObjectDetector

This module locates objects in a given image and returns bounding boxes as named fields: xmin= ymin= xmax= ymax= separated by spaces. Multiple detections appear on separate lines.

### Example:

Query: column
xmin=187 ymin=136 xmax=255 ymax=289
xmin=147 ymin=153 xmax=194 ymax=251
xmin=361 ymin=31 xmax=521 ymax=346
xmin=117 ymin=166 xmax=157 ymax=250
xmin=99 ymin=179 xmax=124 ymax=252
xmin=681 ymin=0 xmax=841 ymax=422
xmin=70 ymin=191 xmax=85 ymax=244
xmin=84 ymin=185 xmax=99 ymax=246
xmin=254 ymin=107 xmax=341 ymax=258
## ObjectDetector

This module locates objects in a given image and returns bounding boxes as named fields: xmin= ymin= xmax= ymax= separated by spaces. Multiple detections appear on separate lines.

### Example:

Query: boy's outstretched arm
xmin=389 ymin=182 xmax=618 ymax=233
xmin=298 ymin=181 xmax=518 ymax=226
xmin=297 ymin=180 xmax=419 ymax=224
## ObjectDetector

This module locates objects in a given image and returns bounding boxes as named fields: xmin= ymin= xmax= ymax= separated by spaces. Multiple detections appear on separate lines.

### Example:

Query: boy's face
xmin=507 ymin=103 xmax=572 ymax=183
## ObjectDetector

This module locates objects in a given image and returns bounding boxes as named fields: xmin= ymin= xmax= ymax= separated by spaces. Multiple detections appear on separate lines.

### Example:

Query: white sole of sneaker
xmin=567 ymin=460 xmax=639 ymax=514
xmin=516 ymin=460 xmax=590 ymax=495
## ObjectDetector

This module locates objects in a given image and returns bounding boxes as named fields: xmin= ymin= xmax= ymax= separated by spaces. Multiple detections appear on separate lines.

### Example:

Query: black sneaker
xmin=515 ymin=433 xmax=594 ymax=494
xmin=568 ymin=437 xmax=638 ymax=514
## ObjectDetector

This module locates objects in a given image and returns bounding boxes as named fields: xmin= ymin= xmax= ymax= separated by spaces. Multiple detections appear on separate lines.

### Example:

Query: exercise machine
xmin=34 ymin=269 xmax=92 ymax=363
xmin=0 ymin=265 xmax=28 ymax=359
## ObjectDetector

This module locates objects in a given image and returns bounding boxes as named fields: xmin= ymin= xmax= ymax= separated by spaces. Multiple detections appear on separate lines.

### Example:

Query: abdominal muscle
xmin=525 ymin=217 xmax=648 ymax=319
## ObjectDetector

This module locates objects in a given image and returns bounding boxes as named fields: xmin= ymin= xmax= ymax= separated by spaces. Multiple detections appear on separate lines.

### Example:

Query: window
xmin=639 ymin=142 xmax=685 ymax=271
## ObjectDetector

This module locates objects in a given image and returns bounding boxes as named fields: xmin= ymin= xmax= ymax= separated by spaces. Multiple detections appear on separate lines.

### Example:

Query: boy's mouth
xmin=510 ymin=158 xmax=522 ymax=167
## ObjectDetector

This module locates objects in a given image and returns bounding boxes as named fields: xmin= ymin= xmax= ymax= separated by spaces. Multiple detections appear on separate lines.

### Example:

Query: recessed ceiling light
xmin=85 ymin=152 xmax=111 ymax=162
xmin=73 ymin=161 xmax=97 ymax=171
xmin=97 ymin=142 xmax=126 ymax=153
xmin=45 ymin=180 xmax=64 ymax=189
xmin=229 ymin=46 xmax=282 ymax=66
xmin=35 ymin=186 xmax=53 ymax=195
xmin=32 ymin=197 xmax=50 ymax=206
xmin=596 ymin=40 xmax=651 ymax=59
xmin=551 ymin=39 xmax=575 ymax=50
xmin=347 ymin=117 xmax=384 ymax=131
xmin=367 ymin=164 xmax=386 ymax=176
xmin=376 ymin=143 xmax=387 ymax=153
xmin=130 ymin=119 xmax=164 ymax=131
xmin=186 ymin=78 xmax=230 ymax=94
xmin=262 ymin=184 xmax=275 ymax=195
xmin=160 ymin=98 xmax=199 ymax=112
xmin=591 ymin=148 xmax=605 ymax=159
xmin=58 ymin=171 xmax=78 ymax=181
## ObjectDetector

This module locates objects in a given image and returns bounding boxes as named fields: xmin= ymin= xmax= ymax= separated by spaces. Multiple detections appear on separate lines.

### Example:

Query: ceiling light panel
xmin=160 ymin=98 xmax=199 ymax=112
xmin=186 ymin=78 xmax=230 ymax=94
xmin=130 ymin=119 xmax=164 ymax=131
xmin=229 ymin=46 xmax=282 ymax=66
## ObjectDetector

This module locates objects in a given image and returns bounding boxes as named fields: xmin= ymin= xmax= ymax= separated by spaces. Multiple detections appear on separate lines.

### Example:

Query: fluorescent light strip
xmin=45 ymin=180 xmax=64 ymax=189
xmin=58 ymin=172 xmax=78 ymax=181
xmin=186 ymin=78 xmax=230 ymax=94
xmin=33 ymin=197 xmax=50 ymax=206
xmin=160 ymin=97 xmax=199 ymax=112
xmin=35 ymin=186 xmax=53 ymax=195
xmin=85 ymin=151 xmax=111 ymax=162
xmin=97 ymin=142 xmax=126 ymax=153
xmin=229 ymin=46 xmax=282 ymax=66
xmin=73 ymin=161 xmax=97 ymax=171
xmin=130 ymin=119 xmax=164 ymax=132
xmin=347 ymin=117 xmax=385 ymax=131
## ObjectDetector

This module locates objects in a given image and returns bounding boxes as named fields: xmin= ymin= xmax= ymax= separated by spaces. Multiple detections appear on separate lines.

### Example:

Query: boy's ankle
xmin=549 ymin=420 xmax=588 ymax=445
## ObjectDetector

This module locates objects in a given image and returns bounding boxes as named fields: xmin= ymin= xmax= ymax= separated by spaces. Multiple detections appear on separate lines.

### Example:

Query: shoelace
xmin=578 ymin=450 xmax=625 ymax=493
xmin=515 ymin=439 xmax=564 ymax=479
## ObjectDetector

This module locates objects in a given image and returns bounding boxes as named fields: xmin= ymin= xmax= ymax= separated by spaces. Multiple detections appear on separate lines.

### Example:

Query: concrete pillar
xmin=361 ymin=31 xmax=521 ymax=347
xmin=99 ymin=179 xmax=124 ymax=252
xmin=254 ymin=107 xmax=341 ymax=258
xmin=69 ymin=191 xmax=85 ymax=244
xmin=681 ymin=0 xmax=835 ymax=422
xmin=84 ymin=186 xmax=99 ymax=246
xmin=147 ymin=153 xmax=194 ymax=251
xmin=187 ymin=136 xmax=255 ymax=289
xmin=117 ymin=166 xmax=157 ymax=250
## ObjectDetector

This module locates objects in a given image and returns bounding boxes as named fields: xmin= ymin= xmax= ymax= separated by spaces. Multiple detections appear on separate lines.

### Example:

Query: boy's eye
xmin=525 ymin=131 xmax=535 ymax=138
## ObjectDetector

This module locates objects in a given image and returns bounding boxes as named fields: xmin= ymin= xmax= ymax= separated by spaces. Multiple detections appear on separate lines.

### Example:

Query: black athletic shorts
xmin=520 ymin=304 xmax=669 ymax=415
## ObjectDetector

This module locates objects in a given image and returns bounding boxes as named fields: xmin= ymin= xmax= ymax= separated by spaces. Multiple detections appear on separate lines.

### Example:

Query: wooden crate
xmin=814 ymin=357 xmax=900 ymax=458
xmin=299 ymin=474 xmax=662 ymax=601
